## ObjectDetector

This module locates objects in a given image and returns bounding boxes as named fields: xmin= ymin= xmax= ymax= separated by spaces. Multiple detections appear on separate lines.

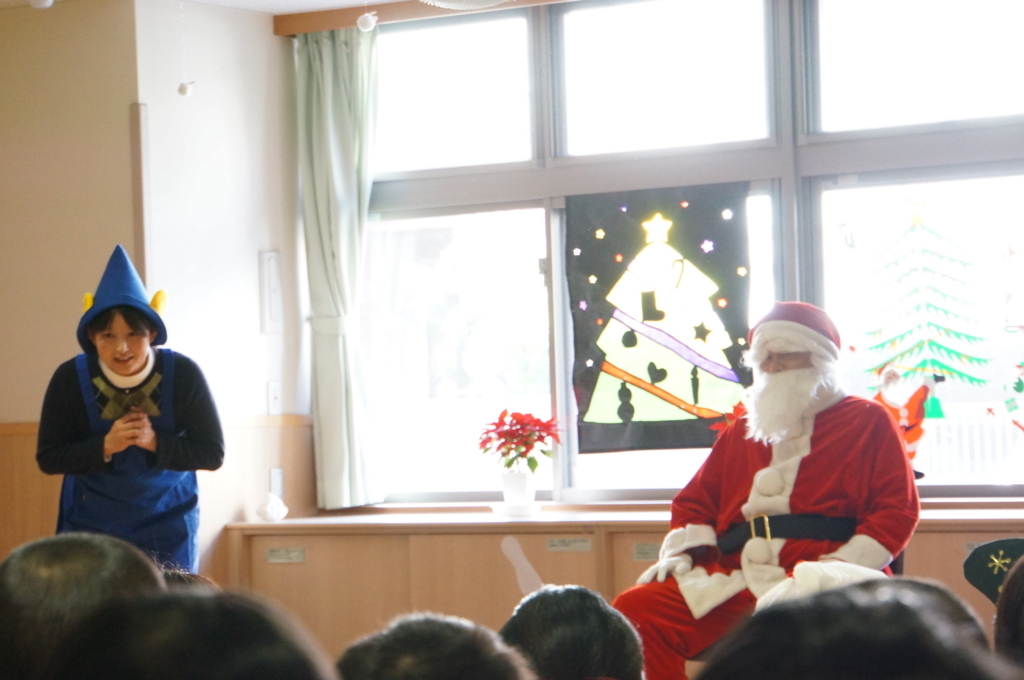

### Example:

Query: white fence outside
xmin=914 ymin=415 xmax=1024 ymax=485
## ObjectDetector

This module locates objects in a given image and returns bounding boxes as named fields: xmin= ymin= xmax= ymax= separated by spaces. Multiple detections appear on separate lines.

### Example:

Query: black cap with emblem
xmin=963 ymin=538 xmax=1024 ymax=604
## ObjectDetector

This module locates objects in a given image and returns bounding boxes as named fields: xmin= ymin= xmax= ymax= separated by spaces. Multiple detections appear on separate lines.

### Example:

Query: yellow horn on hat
xmin=150 ymin=290 xmax=167 ymax=315
xmin=83 ymin=293 xmax=94 ymax=313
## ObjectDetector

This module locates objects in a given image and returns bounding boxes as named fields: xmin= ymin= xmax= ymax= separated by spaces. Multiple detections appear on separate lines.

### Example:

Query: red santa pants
xmin=612 ymin=577 xmax=756 ymax=680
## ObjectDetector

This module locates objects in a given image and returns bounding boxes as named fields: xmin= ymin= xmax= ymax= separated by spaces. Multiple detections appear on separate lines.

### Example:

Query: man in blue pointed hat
xmin=36 ymin=245 xmax=224 ymax=573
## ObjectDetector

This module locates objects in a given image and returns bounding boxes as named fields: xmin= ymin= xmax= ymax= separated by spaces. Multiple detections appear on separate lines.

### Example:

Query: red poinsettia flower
xmin=480 ymin=409 xmax=560 ymax=473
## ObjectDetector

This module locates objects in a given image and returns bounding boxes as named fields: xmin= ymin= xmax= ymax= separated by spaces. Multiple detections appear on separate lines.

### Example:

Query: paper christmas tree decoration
xmin=567 ymin=184 xmax=751 ymax=452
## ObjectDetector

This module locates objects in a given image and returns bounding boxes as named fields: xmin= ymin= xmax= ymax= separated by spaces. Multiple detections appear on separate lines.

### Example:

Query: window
xmin=359 ymin=209 xmax=552 ymax=496
xmin=821 ymin=174 xmax=1024 ymax=486
xmin=375 ymin=13 xmax=532 ymax=173
xmin=367 ymin=0 xmax=1024 ymax=499
xmin=559 ymin=0 xmax=768 ymax=156
xmin=816 ymin=0 xmax=1024 ymax=132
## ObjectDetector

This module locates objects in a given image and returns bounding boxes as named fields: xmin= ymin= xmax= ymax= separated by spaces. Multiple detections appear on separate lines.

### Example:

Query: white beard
xmin=744 ymin=366 xmax=838 ymax=444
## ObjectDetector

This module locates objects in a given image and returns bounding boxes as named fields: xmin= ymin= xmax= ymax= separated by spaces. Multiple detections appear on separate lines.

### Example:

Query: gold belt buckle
xmin=750 ymin=514 xmax=771 ymax=541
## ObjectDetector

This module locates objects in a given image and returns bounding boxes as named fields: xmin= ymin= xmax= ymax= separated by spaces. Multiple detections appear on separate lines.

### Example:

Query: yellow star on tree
xmin=643 ymin=213 xmax=673 ymax=244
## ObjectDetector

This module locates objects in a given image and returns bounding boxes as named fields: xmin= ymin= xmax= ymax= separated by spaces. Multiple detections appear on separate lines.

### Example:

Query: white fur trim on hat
xmin=750 ymin=319 xmax=840 ymax=362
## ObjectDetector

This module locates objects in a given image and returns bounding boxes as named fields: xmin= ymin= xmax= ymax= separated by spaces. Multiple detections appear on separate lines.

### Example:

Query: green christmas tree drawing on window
xmin=865 ymin=210 xmax=989 ymax=418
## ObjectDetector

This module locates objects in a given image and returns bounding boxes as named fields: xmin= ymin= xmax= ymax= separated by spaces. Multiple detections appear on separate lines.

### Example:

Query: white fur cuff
xmin=660 ymin=528 xmax=690 ymax=560
xmin=820 ymin=534 xmax=893 ymax=570
xmin=659 ymin=525 xmax=717 ymax=559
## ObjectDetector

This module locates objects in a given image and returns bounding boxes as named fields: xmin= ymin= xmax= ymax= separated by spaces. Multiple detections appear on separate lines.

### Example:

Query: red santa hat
xmin=748 ymin=301 xmax=841 ymax=362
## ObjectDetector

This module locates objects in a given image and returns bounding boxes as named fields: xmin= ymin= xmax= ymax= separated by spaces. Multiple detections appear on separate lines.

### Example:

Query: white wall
xmin=0 ymin=0 xmax=140 ymax=423
xmin=133 ymin=0 xmax=307 ymax=421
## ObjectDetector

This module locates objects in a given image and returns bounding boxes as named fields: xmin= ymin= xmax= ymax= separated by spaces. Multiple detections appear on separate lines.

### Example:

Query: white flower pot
xmin=501 ymin=471 xmax=536 ymax=505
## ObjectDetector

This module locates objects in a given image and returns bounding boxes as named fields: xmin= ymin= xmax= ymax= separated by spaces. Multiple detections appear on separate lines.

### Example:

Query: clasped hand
xmin=103 ymin=407 xmax=157 ymax=460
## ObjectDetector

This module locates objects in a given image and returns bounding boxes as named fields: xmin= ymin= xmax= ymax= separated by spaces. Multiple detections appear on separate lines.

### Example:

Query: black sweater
xmin=37 ymin=351 xmax=225 ymax=475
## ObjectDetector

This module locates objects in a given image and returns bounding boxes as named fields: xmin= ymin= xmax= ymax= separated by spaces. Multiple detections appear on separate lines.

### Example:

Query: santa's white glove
xmin=637 ymin=553 xmax=693 ymax=584
xmin=755 ymin=560 xmax=887 ymax=611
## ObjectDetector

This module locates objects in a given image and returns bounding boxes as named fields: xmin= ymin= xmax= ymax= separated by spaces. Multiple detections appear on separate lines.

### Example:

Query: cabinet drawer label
xmin=266 ymin=547 xmax=305 ymax=563
xmin=633 ymin=542 xmax=660 ymax=562
xmin=547 ymin=537 xmax=592 ymax=552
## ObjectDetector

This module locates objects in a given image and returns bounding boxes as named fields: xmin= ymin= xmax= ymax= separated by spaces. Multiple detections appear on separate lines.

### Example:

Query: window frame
xmin=369 ymin=0 xmax=1024 ymax=502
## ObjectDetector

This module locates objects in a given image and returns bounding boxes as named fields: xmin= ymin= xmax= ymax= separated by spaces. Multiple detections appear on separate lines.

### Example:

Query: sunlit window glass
xmin=817 ymin=0 xmax=1024 ymax=132
xmin=561 ymin=0 xmax=767 ymax=157
xmin=821 ymin=175 xmax=1024 ymax=485
xmin=359 ymin=209 xmax=552 ymax=496
xmin=375 ymin=16 xmax=532 ymax=173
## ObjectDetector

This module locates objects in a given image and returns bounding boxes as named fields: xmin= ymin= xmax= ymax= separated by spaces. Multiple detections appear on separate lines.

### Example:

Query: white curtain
xmin=296 ymin=28 xmax=380 ymax=509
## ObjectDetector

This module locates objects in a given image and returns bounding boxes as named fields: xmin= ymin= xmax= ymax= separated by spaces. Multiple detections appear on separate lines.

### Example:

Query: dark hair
xmin=358 ymin=613 xmax=533 ymax=680
xmin=43 ymin=591 xmax=338 ymax=680
xmin=0 ymin=533 xmax=166 ymax=680
xmin=699 ymin=581 xmax=1017 ymax=680
xmin=337 ymin=632 xmax=382 ymax=680
xmin=996 ymin=558 xmax=1024 ymax=665
xmin=161 ymin=566 xmax=220 ymax=591
xmin=499 ymin=585 xmax=643 ymax=680
xmin=849 ymin=578 xmax=988 ymax=649
xmin=85 ymin=305 xmax=156 ymax=339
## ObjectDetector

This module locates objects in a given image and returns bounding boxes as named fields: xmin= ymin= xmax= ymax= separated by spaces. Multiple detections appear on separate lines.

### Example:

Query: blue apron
xmin=56 ymin=349 xmax=199 ymax=572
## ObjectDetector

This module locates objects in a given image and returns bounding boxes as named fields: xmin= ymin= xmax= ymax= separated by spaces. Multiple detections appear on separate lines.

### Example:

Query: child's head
xmin=86 ymin=306 xmax=159 ymax=377
xmin=499 ymin=585 xmax=643 ymax=680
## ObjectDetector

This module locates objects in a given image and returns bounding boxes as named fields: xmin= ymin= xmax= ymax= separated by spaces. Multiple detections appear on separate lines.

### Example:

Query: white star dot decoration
xmin=589 ymin=275 xmax=598 ymax=284
xmin=701 ymin=240 xmax=714 ymax=253
xmin=721 ymin=209 xmax=733 ymax=220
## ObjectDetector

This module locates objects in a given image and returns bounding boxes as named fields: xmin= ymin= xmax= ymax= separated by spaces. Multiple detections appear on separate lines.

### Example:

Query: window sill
xmin=304 ymin=496 xmax=1022 ymax=521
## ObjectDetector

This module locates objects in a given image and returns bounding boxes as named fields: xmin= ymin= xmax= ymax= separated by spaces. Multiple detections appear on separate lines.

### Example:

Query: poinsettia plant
xmin=479 ymin=410 xmax=560 ymax=473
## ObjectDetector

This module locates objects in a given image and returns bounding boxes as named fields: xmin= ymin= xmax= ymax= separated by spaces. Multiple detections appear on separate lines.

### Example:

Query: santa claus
xmin=613 ymin=301 xmax=920 ymax=680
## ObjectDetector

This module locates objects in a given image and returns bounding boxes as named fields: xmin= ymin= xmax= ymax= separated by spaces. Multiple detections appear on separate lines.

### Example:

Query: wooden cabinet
xmin=224 ymin=505 xmax=1024 ymax=661
xmin=225 ymin=510 xmax=668 ymax=658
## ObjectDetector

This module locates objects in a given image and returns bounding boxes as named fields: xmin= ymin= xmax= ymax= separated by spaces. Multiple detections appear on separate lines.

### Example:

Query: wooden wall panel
xmin=0 ymin=426 xmax=61 ymax=561
xmin=248 ymin=534 xmax=412 ymax=658
xmin=611 ymin=532 xmax=668 ymax=597
xmin=903 ymin=530 xmax=1016 ymax=642
xmin=408 ymin=533 xmax=600 ymax=632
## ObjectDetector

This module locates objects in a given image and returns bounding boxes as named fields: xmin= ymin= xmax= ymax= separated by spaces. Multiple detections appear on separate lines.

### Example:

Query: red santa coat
xmin=613 ymin=395 xmax=920 ymax=680
xmin=679 ymin=395 xmax=918 ymax=564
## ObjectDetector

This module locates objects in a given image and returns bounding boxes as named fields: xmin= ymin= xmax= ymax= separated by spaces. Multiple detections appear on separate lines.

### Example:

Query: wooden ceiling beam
xmin=274 ymin=0 xmax=579 ymax=36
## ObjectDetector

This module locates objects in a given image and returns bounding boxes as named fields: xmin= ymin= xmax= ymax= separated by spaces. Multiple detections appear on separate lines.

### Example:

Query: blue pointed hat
xmin=76 ymin=245 xmax=167 ymax=353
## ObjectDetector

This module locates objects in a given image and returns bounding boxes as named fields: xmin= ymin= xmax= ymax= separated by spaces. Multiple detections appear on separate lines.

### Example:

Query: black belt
xmin=717 ymin=514 xmax=857 ymax=555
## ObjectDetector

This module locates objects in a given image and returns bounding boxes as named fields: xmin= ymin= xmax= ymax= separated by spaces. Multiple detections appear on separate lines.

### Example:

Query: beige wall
xmin=0 ymin=0 xmax=311 ymax=574
xmin=134 ymin=0 xmax=307 ymax=421
xmin=133 ymin=0 xmax=309 ymax=569
xmin=0 ymin=0 xmax=141 ymax=423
